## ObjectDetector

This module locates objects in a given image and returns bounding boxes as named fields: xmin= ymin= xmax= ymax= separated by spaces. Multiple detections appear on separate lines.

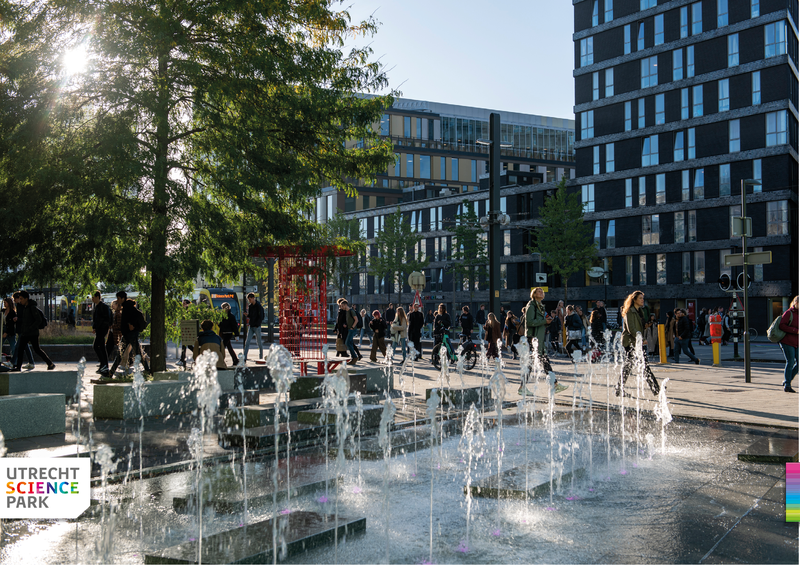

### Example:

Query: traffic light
xmin=718 ymin=273 xmax=731 ymax=291
xmin=737 ymin=272 xmax=752 ymax=290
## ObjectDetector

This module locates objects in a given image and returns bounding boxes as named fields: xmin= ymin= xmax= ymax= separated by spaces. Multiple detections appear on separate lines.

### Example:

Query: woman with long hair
xmin=564 ymin=305 xmax=583 ymax=356
xmin=778 ymin=296 xmax=798 ymax=393
xmin=619 ymin=291 xmax=660 ymax=397
xmin=484 ymin=312 xmax=502 ymax=359
xmin=505 ymin=311 xmax=520 ymax=360
xmin=391 ymin=307 xmax=409 ymax=361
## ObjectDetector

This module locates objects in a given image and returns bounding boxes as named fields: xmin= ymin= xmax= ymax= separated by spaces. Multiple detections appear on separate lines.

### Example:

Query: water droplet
xmin=620 ymin=469 xmax=628 ymax=475
xmin=318 ymin=496 xmax=328 ymax=503
xmin=491 ymin=528 xmax=502 ymax=536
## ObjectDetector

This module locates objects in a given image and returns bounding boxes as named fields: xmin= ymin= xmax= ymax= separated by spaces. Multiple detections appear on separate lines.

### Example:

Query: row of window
xmin=391 ymin=154 xmax=480 ymax=182
xmin=580 ymin=18 xmax=786 ymax=69
xmin=589 ymin=0 xmax=760 ymax=30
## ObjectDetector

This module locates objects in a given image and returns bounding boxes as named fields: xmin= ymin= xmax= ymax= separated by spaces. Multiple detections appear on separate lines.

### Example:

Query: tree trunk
xmin=150 ymin=274 xmax=167 ymax=372
xmin=562 ymin=280 xmax=569 ymax=346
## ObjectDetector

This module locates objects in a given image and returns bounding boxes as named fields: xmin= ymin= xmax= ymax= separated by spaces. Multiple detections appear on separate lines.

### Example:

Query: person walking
xmin=358 ymin=308 xmax=368 ymax=347
xmin=484 ymin=312 xmax=502 ymax=359
xmin=618 ymin=291 xmax=660 ymax=397
xmin=700 ymin=308 xmax=712 ymax=346
xmin=242 ymin=293 xmax=264 ymax=363
xmin=673 ymin=309 xmax=700 ymax=364
xmin=590 ymin=308 xmax=605 ymax=347
xmin=665 ymin=311 xmax=676 ymax=357
xmin=778 ymin=296 xmax=798 ymax=393
xmin=433 ymin=303 xmax=451 ymax=349
xmin=564 ymin=305 xmax=583 ymax=356
xmin=644 ymin=313 xmax=659 ymax=357
xmin=576 ymin=306 xmax=590 ymax=349
xmin=459 ymin=306 xmax=474 ymax=340
xmin=524 ymin=287 xmax=559 ymax=393
xmin=2 ymin=297 xmax=17 ymax=369
xmin=475 ymin=304 xmax=487 ymax=342
xmin=369 ymin=310 xmax=387 ymax=362
xmin=594 ymin=300 xmax=608 ymax=331
xmin=108 ymin=291 xmax=149 ymax=377
xmin=335 ymin=300 xmax=349 ymax=359
xmin=505 ymin=311 xmax=520 ymax=360
xmin=697 ymin=308 xmax=708 ymax=345
xmin=548 ymin=310 xmax=562 ymax=354
xmin=11 ymin=290 xmax=55 ymax=371
xmin=384 ymin=303 xmax=395 ymax=325
xmin=218 ymin=302 xmax=240 ymax=366
xmin=391 ymin=307 xmax=409 ymax=362
xmin=425 ymin=309 xmax=435 ymax=338
xmin=12 ymin=292 xmax=35 ymax=369
xmin=90 ymin=291 xmax=113 ymax=376
xmin=408 ymin=303 xmax=425 ymax=360
xmin=341 ymin=300 xmax=361 ymax=365
xmin=721 ymin=306 xmax=732 ymax=346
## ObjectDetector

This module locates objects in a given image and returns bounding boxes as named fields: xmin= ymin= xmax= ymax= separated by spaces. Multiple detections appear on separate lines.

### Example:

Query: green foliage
xmin=137 ymin=295 xmax=227 ymax=344
xmin=450 ymin=200 xmax=488 ymax=303
xmin=324 ymin=213 xmax=366 ymax=298
xmin=369 ymin=207 xmax=428 ymax=304
xmin=531 ymin=177 xmax=597 ymax=302
xmin=0 ymin=0 xmax=396 ymax=369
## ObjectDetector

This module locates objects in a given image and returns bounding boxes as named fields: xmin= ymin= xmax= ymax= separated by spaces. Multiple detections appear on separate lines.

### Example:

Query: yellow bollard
xmin=658 ymin=324 xmax=668 ymax=364
xmin=712 ymin=341 xmax=721 ymax=366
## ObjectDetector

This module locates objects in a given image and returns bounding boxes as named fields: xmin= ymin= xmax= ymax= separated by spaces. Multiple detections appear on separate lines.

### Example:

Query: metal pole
xmin=267 ymin=258 xmax=275 ymax=344
xmin=488 ymin=112 xmax=502 ymax=317
xmin=741 ymin=180 xmax=751 ymax=383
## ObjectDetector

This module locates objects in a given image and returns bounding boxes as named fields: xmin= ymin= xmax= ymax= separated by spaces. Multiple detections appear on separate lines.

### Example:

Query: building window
xmin=640 ymin=0 xmax=656 ymax=9
xmin=675 ymin=131 xmax=685 ymax=162
xmin=606 ymin=143 xmax=615 ymax=172
xmin=642 ymin=135 xmax=659 ymax=167
xmin=605 ymin=68 xmax=614 ymax=97
xmin=767 ymin=201 xmax=789 ymax=235
xmin=655 ymin=94 xmax=665 ymax=125
xmin=593 ymin=145 xmax=600 ymax=174
xmin=718 ymin=0 xmax=728 ymax=27
xmin=605 ymin=0 xmax=613 ymax=22
xmin=691 ymin=2 xmax=702 ymax=35
xmin=751 ymin=0 xmax=759 ymax=17
xmin=404 ymin=116 xmax=411 ymax=138
xmin=728 ymin=34 xmax=739 ymax=66
xmin=593 ymin=72 xmax=599 ymax=101
xmin=682 ymin=252 xmax=691 ymax=284
xmin=765 ymin=21 xmax=787 ymax=58
xmin=582 ymin=184 xmax=595 ymax=212
xmin=752 ymin=71 xmax=761 ymax=105
xmin=607 ymin=220 xmax=616 ymax=248
xmin=682 ymin=170 xmax=691 ymax=201
xmin=581 ymin=110 xmax=594 ymax=139
xmin=692 ymin=85 xmax=703 ymax=117
xmin=640 ymin=255 xmax=648 ymax=285
xmin=503 ymin=230 xmax=511 ymax=256
xmin=592 ymin=0 xmax=599 ymax=26
xmin=729 ymin=119 xmax=740 ymax=152
xmin=688 ymin=210 xmax=697 ymax=242
xmin=687 ymin=45 xmax=695 ymax=77
xmin=500 ymin=264 xmax=507 ymax=290
xmin=753 ymin=159 xmax=762 ymax=191
xmin=626 ymin=256 xmax=634 ymax=286
xmin=656 ymin=174 xmax=666 ymax=204
xmin=624 ymin=24 xmax=631 ymax=54
xmin=681 ymin=88 xmax=689 ymax=119
xmin=680 ymin=6 xmax=689 ymax=38
xmin=380 ymin=114 xmax=390 ymax=136
xmin=657 ymin=254 xmax=666 ymax=285
xmin=641 ymin=56 xmax=658 ymax=88
xmin=720 ymin=163 xmax=731 ymax=196
xmin=451 ymin=158 xmax=459 ymax=181
xmin=675 ymin=211 xmax=685 ymax=243
xmin=729 ymin=205 xmax=741 ymax=238
xmin=625 ymin=178 xmax=633 ymax=208
xmin=673 ymin=49 xmax=683 ymax=81
xmin=688 ymin=127 xmax=696 ymax=159
xmin=394 ymin=153 xmax=401 ymax=176
xmin=639 ymin=176 xmax=646 ymax=205
xmin=694 ymin=168 xmax=705 ymax=200
xmin=416 ymin=117 xmax=422 ymax=139
xmin=638 ymin=98 xmax=645 ymax=128
xmin=471 ymin=160 xmax=477 ymax=182
xmin=719 ymin=79 xmax=729 ymax=112
xmin=439 ymin=157 xmax=446 ymax=180
xmin=694 ymin=251 xmax=705 ymax=283
xmin=753 ymin=246 xmax=764 ymax=281
xmin=637 ymin=21 xmax=645 ymax=50
xmin=594 ymin=221 xmax=601 ymax=248
xmin=655 ymin=14 xmax=664 ymax=45
xmin=420 ymin=155 xmax=431 ymax=179
xmin=624 ymin=101 xmax=632 ymax=131
xmin=766 ymin=110 xmax=788 ymax=146
xmin=407 ymin=153 xmax=414 ymax=177
xmin=580 ymin=37 xmax=594 ymax=67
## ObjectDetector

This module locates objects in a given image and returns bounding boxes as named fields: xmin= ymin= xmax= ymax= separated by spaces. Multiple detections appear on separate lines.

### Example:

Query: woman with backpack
xmin=777 ymin=296 xmax=798 ymax=393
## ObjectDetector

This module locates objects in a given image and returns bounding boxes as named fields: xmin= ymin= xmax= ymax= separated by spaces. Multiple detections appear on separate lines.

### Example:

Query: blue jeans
xmin=673 ymin=338 xmax=698 ymax=363
xmin=580 ymin=328 xmax=587 ymax=348
xmin=398 ymin=337 xmax=407 ymax=361
xmin=478 ymin=324 xmax=485 ymax=341
xmin=345 ymin=328 xmax=359 ymax=359
xmin=781 ymin=343 xmax=798 ymax=388
xmin=243 ymin=325 xmax=263 ymax=359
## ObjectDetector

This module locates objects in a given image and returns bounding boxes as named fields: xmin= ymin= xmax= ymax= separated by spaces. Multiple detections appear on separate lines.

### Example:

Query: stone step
xmin=218 ymin=390 xmax=260 ymax=410
xmin=296 ymin=404 xmax=383 ymax=430
xmin=0 ymin=393 xmax=66 ymax=439
xmin=219 ymin=421 xmax=330 ymax=450
xmin=425 ymin=385 xmax=492 ymax=408
xmin=738 ymin=436 xmax=799 ymax=463
xmin=144 ymin=510 xmax=365 ymax=564
xmin=334 ymin=419 xmax=461 ymax=461
xmin=0 ymin=370 xmax=80 ymax=402
xmin=93 ymin=380 xmax=197 ymax=420
xmin=223 ymin=394 xmax=382 ymax=428
xmin=468 ymin=461 xmax=587 ymax=500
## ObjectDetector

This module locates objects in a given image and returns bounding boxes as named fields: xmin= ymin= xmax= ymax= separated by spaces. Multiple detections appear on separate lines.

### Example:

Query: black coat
xmin=18 ymin=300 xmax=40 ymax=337
xmin=247 ymin=301 xmax=265 ymax=327
xmin=336 ymin=309 xmax=349 ymax=339
xmin=460 ymin=312 xmax=474 ymax=333
xmin=475 ymin=308 xmax=486 ymax=325
xmin=92 ymin=301 xmax=112 ymax=330
xmin=218 ymin=311 xmax=240 ymax=336
xmin=433 ymin=313 xmax=451 ymax=335
xmin=3 ymin=310 xmax=16 ymax=336
xmin=676 ymin=316 xmax=693 ymax=340
xmin=408 ymin=311 xmax=424 ymax=338
xmin=369 ymin=318 xmax=387 ymax=339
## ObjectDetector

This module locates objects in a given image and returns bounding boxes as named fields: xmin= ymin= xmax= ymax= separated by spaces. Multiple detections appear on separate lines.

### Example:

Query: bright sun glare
xmin=62 ymin=45 xmax=87 ymax=75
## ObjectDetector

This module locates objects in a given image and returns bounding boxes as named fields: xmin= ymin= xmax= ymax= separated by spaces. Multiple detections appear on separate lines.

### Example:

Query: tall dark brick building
xmin=573 ymin=0 xmax=798 ymax=329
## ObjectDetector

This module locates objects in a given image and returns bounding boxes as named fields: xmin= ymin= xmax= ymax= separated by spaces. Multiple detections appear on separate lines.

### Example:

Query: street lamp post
xmin=741 ymin=178 xmax=761 ymax=383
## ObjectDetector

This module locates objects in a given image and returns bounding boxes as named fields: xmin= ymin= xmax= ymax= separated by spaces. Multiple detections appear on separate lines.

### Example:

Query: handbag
xmin=336 ymin=337 xmax=346 ymax=352
xmin=767 ymin=311 xmax=792 ymax=343
xmin=567 ymin=329 xmax=582 ymax=341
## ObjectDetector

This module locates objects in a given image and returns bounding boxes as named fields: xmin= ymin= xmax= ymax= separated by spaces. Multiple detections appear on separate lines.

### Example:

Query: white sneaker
xmin=23 ymin=363 xmax=35 ymax=370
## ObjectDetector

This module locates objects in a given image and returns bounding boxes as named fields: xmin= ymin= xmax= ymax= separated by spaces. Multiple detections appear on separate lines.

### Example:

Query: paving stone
xmin=0 ymin=371 xmax=80 ymax=402
xmin=144 ymin=510 xmax=365 ymax=564
xmin=0 ymin=393 xmax=65 ymax=440
xmin=738 ymin=436 xmax=798 ymax=463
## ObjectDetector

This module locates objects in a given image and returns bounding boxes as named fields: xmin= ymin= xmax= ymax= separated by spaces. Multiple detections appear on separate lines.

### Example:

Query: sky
xmin=345 ymin=0 xmax=576 ymax=120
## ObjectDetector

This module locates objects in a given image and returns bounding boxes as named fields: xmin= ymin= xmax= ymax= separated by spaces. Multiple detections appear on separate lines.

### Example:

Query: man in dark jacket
xmin=369 ymin=310 xmax=387 ymax=362
xmin=91 ymin=291 xmax=113 ymax=376
xmin=243 ymin=293 xmax=265 ymax=362
xmin=674 ymin=309 xmax=700 ymax=365
xmin=384 ymin=303 xmax=395 ymax=324
xmin=11 ymin=290 xmax=55 ymax=371
xmin=459 ymin=306 xmax=474 ymax=339
xmin=408 ymin=303 xmax=425 ymax=360
xmin=475 ymin=304 xmax=487 ymax=341
xmin=218 ymin=302 xmax=240 ymax=366
xmin=594 ymin=300 xmax=608 ymax=330
xmin=109 ymin=291 xmax=150 ymax=377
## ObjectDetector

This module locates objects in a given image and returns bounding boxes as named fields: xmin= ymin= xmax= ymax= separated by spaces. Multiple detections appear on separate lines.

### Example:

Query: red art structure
xmin=256 ymin=246 xmax=351 ymax=373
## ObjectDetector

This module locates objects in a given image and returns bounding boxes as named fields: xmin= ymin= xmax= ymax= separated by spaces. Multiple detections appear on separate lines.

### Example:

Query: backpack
xmin=767 ymin=311 xmax=792 ymax=343
xmin=37 ymin=307 xmax=48 ymax=330
xmin=355 ymin=311 xmax=363 ymax=330
xmin=133 ymin=306 xmax=148 ymax=332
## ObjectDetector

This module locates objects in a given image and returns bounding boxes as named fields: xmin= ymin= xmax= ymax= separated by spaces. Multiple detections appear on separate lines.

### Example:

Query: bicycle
xmin=431 ymin=331 xmax=477 ymax=370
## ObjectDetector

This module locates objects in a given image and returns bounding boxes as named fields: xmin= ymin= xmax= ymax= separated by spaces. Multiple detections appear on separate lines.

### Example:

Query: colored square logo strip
xmin=786 ymin=463 xmax=800 ymax=522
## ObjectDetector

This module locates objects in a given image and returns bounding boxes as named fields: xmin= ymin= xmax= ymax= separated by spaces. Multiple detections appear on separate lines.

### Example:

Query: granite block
xmin=92 ymin=381 xmax=198 ymax=420
xmin=0 ymin=371 xmax=80 ymax=402
xmin=297 ymin=404 xmax=383 ymax=431
xmin=0 ymin=393 xmax=66 ymax=439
